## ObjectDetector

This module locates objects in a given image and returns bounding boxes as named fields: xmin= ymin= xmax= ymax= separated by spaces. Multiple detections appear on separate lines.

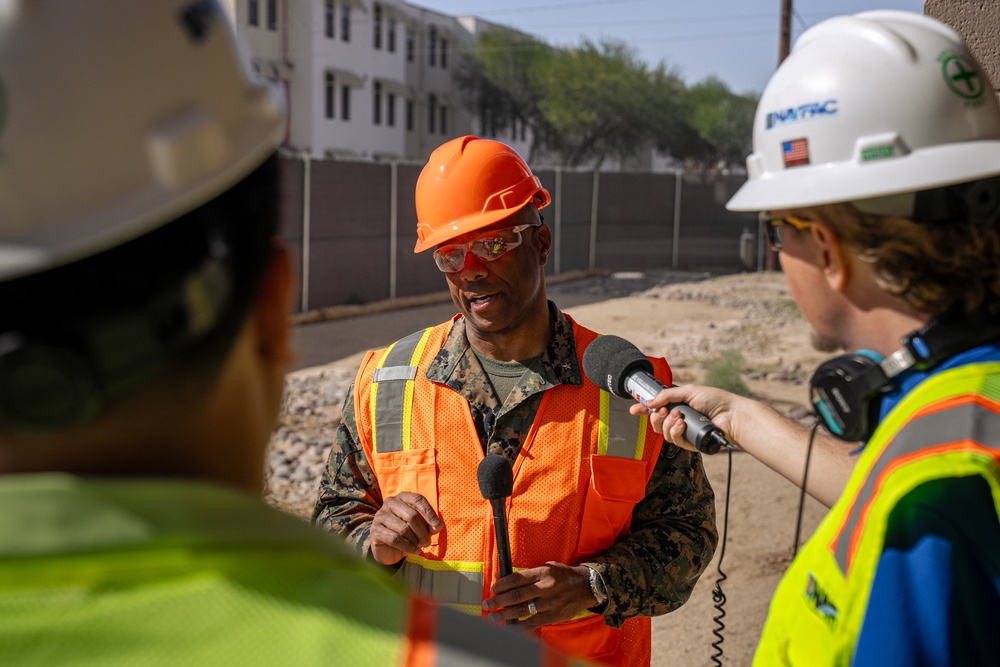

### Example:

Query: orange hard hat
xmin=413 ymin=136 xmax=552 ymax=253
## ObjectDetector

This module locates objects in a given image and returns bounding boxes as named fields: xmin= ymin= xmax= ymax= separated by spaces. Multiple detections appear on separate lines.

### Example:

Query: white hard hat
xmin=727 ymin=10 xmax=1000 ymax=213
xmin=0 ymin=0 xmax=285 ymax=281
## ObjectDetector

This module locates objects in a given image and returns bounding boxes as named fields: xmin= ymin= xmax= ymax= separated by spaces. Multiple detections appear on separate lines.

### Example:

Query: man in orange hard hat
xmin=315 ymin=135 xmax=719 ymax=666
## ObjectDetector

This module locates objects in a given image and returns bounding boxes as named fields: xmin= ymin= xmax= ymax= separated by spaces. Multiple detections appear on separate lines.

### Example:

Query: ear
xmin=534 ymin=222 xmax=552 ymax=266
xmin=810 ymin=222 xmax=850 ymax=293
xmin=254 ymin=241 xmax=297 ymax=366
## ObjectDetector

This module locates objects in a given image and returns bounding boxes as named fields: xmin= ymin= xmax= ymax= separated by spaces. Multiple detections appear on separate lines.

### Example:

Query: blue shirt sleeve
xmin=852 ymin=476 xmax=1000 ymax=666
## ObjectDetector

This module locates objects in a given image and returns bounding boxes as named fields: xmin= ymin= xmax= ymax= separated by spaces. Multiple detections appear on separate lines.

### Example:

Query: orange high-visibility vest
xmin=353 ymin=316 xmax=668 ymax=666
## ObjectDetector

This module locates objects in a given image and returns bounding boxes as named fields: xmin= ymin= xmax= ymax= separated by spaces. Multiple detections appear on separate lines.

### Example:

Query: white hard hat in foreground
xmin=0 ymin=0 xmax=285 ymax=281
xmin=728 ymin=10 xmax=1000 ymax=214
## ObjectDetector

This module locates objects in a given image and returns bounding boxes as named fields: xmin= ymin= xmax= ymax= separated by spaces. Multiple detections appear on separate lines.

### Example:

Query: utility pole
xmin=766 ymin=0 xmax=793 ymax=272
xmin=780 ymin=0 xmax=792 ymax=64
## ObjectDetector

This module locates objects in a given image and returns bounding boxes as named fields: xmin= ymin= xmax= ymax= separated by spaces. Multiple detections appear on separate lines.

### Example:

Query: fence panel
xmin=307 ymin=161 xmax=391 ymax=307
xmin=277 ymin=158 xmax=305 ymax=303
xmin=674 ymin=174 xmax=757 ymax=273
xmin=394 ymin=163 xmax=444 ymax=298
xmin=279 ymin=155 xmax=758 ymax=313
xmin=594 ymin=172 xmax=675 ymax=272
xmin=544 ymin=169 xmax=595 ymax=275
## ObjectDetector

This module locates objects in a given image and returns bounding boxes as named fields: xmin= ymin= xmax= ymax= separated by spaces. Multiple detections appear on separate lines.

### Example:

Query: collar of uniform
xmin=426 ymin=301 xmax=583 ymax=389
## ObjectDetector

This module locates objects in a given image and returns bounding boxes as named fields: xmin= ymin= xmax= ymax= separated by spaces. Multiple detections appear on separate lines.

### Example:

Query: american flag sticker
xmin=782 ymin=138 xmax=810 ymax=167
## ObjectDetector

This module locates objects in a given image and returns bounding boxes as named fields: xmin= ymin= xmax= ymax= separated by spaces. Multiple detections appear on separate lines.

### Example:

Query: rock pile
xmin=264 ymin=365 xmax=354 ymax=519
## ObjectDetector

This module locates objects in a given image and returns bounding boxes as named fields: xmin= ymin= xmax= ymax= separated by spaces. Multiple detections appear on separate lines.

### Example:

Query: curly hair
xmin=808 ymin=202 xmax=1000 ymax=315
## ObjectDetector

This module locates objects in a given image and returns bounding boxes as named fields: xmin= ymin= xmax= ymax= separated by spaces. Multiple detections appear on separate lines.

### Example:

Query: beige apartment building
xmin=218 ymin=0 xmax=531 ymax=162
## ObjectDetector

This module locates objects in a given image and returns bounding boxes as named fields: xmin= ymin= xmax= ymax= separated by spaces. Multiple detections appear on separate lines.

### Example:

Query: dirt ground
xmin=269 ymin=270 xmax=835 ymax=666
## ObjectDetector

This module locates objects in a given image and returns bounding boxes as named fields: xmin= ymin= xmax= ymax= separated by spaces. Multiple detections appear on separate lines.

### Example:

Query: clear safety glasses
xmin=433 ymin=219 xmax=542 ymax=273
xmin=759 ymin=212 xmax=813 ymax=251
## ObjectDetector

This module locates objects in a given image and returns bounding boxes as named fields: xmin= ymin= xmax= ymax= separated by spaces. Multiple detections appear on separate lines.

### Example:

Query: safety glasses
xmin=433 ymin=219 xmax=542 ymax=273
xmin=759 ymin=212 xmax=813 ymax=251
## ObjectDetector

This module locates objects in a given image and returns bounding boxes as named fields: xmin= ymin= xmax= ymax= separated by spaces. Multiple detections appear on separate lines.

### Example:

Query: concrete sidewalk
xmin=290 ymin=269 xmax=712 ymax=371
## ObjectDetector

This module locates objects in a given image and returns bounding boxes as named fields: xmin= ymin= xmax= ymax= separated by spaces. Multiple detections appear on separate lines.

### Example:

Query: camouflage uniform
xmin=314 ymin=303 xmax=718 ymax=629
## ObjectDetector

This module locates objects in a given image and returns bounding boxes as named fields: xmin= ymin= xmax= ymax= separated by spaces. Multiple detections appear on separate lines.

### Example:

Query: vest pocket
xmin=577 ymin=455 xmax=648 ymax=557
xmin=372 ymin=449 xmax=440 ymax=545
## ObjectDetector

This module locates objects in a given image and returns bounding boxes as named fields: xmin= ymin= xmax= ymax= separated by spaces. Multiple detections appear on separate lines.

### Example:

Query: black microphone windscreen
xmin=477 ymin=454 xmax=513 ymax=500
xmin=582 ymin=335 xmax=655 ymax=398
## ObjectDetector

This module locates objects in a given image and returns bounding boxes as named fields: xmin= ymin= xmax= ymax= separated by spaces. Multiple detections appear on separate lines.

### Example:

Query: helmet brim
xmin=413 ymin=188 xmax=551 ymax=254
xmin=727 ymin=140 xmax=1000 ymax=212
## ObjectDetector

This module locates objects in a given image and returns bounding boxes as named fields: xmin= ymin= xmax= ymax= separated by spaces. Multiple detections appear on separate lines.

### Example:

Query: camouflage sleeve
xmin=586 ymin=445 xmax=719 ymax=628
xmin=311 ymin=382 xmax=384 ymax=560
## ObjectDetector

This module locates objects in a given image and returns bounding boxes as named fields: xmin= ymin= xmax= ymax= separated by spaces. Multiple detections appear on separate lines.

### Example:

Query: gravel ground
xmin=265 ymin=365 xmax=354 ymax=519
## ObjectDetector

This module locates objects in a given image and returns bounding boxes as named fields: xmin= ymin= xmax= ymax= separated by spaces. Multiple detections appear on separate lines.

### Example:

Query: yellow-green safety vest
xmin=755 ymin=361 xmax=1000 ymax=666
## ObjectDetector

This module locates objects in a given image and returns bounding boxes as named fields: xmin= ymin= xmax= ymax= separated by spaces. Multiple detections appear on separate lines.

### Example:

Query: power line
xmin=468 ymin=28 xmax=776 ymax=52
xmin=792 ymin=8 xmax=810 ymax=31
xmin=468 ymin=0 xmax=652 ymax=16
xmin=630 ymin=28 xmax=776 ymax=44
xmin=532 ymin=13 xmax=777 ymax=29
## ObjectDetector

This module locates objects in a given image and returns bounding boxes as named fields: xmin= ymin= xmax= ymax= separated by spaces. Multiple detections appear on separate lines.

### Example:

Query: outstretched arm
xmin=632 ymin=384 xmax=858 ymax=507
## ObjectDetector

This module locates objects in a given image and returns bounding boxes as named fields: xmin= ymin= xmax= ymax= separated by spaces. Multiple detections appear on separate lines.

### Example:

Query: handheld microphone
xmin=477 ymin=454 xmax=515 ymax=624
xmin=582 ymin=335 xmax=730 ymax=455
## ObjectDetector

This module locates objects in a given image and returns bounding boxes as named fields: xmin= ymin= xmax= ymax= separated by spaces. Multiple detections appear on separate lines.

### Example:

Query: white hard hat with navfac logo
xmin=0 ymin=0 xmax=285 ymax=281
xmin=727 ymin=10 xmax=1000 ymax=214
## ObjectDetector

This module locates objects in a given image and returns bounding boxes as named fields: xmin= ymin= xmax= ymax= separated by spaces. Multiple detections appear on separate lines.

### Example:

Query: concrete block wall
xmin=925 ymin=0 xmax=1000 ymax=101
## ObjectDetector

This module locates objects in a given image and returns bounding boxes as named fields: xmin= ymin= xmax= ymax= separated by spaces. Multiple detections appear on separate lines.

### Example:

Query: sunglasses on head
xmin=433 ymin=217 xmax=542 ymax=273
xmin=759 ymin=212 xmax=813 ymax=251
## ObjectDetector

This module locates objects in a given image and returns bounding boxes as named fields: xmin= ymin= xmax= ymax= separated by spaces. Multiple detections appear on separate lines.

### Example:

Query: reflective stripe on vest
xmin=600 ymin=390 xmax=648 ymax=459
xmin=398 ymin=554 xmax=485 ymax=615
xmin=372 ymin=328 xmax=647 ymax=460
xmin=371 ymin=328 xmax=434 ymax=454
xmin=831 ymin=396 xmax=1000 ymax=573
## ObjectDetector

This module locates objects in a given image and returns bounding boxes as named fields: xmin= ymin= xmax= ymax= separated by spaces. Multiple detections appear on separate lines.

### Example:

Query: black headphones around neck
xmin=810 ymin=299 xmax=1000 ymax=442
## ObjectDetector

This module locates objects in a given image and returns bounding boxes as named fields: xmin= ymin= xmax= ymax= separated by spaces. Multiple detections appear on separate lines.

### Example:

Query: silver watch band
xmin=585 ymin=565 xmax=608 ymax=605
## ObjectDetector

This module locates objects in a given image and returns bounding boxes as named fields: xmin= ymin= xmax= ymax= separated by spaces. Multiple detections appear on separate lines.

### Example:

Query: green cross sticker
xmin=941 ymin=53 xmax=984 ymax=101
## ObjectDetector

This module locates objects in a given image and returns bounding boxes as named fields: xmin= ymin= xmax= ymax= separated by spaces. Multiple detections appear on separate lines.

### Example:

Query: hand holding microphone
xmin=478 ymin=454 xmax=516 ymax=624
xmin=582 ymin=335 xmax=730 ymax=455
xmin=478 ymin=455 xmax=604 ymax=627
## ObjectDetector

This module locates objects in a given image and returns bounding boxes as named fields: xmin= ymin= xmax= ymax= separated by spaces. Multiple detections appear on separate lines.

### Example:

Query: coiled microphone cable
xmin=792 ymin=421 xmax=822 ymax=558
xmin=709 ymin=443 xmax=733 ymax=667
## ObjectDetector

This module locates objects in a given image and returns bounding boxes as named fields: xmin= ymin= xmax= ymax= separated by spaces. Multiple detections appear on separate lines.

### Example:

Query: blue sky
xmin=411 ymin=0 xmax=925 ymax=94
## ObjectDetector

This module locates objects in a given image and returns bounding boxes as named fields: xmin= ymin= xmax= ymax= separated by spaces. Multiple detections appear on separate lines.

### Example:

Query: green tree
xmin=687 ymin=77 xmax=758 ymax=169
xmin=454 ymin=29 xmax=553 ymax=161
xmin=537 ymin=39 xmax=697 ymax=167
xmin=456 ymin=33 xmax=748 ymax=167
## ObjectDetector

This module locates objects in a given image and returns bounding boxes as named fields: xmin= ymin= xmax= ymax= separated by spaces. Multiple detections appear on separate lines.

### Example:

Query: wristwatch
xmin=585 ymin=565 xmax=608 ymax=606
